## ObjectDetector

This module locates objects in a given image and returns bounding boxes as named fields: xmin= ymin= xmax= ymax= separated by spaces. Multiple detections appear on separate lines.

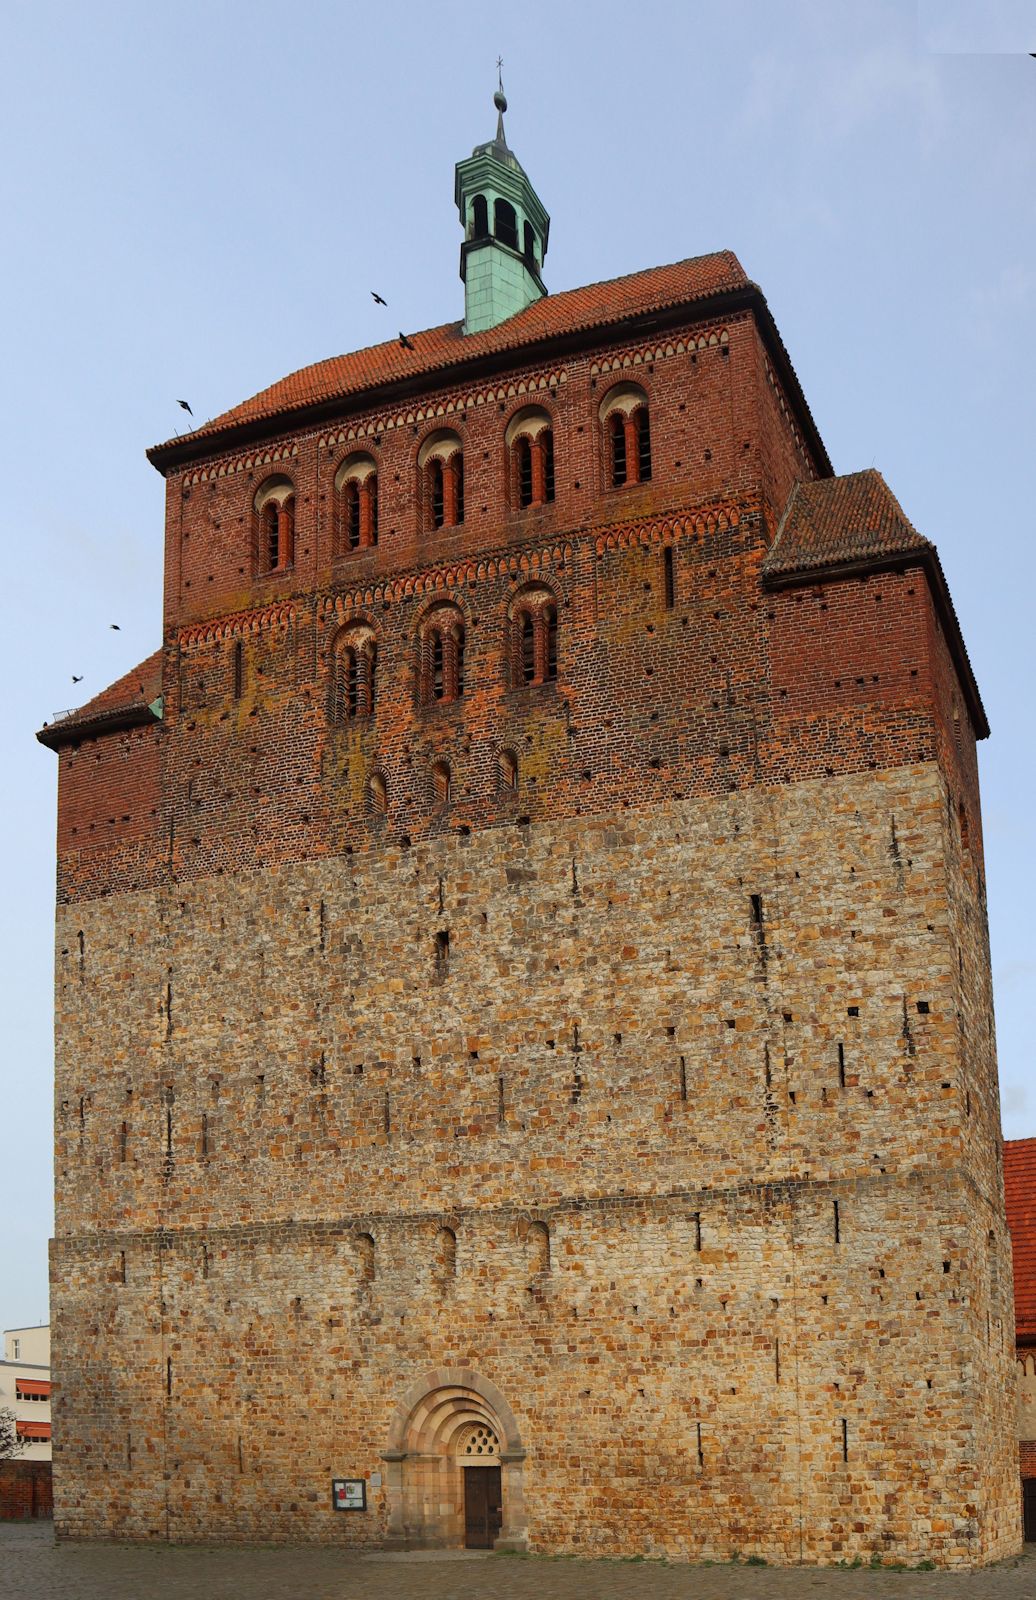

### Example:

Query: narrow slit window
xmin=345 ymin=649 xmax=358 ymax=718
xmin=432 ymin=632 xmax=445 ymax=699
xmin=232 ymin=640 xmax=243 ymax=700
xmin=529 ymin=1220 xmax=550 ymax=1273
xmin=636 ymin=407 xmax=652 ymax=481
xmin=263 ymin=502 xmax=279 ymax=570
xmin=356 ymin=1232 xmax=375 ymax=1282
xmin=545 ymin=606 xmax=558 ymax=680
xmin=430 ymin=459 xmax=445 ymax=529
xmin=368 ymin=474 xmax=378 ymax=543
xmin=521 ymin=613 xmax=536 ymax=684
xmin=432 ymin=761 xmax=452 ymax=806
xmin=517 ymin=436 xmax=533 ymax=508
xmin=437 ymin=1227 xmax=457 ymax=1278
xmin=454 ymin=628 xmax=465 ymax=696
xmin=663 ymin=546 xmax=675 ymax=609
xmin=363 ymin=644 xmax=377 ymax=716
xmin=609 ymin=411 xmax=627 ymax=487
xmin=454 ymin=454 xmax=464 ymax=525
xmin=345 ymin=480 xmax=361 ymax=549
xmin=543 ymin=429 xmax=555 ymax=502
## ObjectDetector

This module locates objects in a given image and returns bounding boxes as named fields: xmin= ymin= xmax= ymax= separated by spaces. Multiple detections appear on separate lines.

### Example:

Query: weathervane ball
xmin=494 ymin=88 xmax=507 ymax=114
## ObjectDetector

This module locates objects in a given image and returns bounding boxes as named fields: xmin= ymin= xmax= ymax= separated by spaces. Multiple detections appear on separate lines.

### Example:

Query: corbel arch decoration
xmin=599 ymin=381 xmax=652 ymax=489
xmin=253 ymin=474 xmax=296 ymax=573
xmin=418 ymin=429 xmax=464 ymax=532
xmin=334 ymin=451 xmax=378 ymax=553
xmin=505 ymin=405 xmax=555 ymax=510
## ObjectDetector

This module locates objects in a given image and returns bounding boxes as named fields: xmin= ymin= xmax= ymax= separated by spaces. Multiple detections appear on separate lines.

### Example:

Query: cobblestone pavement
xmin=1 ymin=1526 xmax=1033 ymax=1600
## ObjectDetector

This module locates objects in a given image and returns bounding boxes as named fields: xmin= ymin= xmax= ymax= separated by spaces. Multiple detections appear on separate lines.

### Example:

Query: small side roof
xmin=763 ymin=469 xmax=988 ymax=739
xmin=763 ymin=469 xmax=930 ymax=579
xmin=37 ymin=650 xmax=163 ymax=751
xmin=1005 ymin=1137 xmax=1036 ymax=1346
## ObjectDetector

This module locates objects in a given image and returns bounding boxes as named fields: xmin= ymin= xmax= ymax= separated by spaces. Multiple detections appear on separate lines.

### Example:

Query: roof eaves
xmin=745 ymin=290 xmax=832 ymax=480
xmin=146 ymin=275 xmax=832 ymax=480
xmin=36 ymin=699 xmax=162 ymax=752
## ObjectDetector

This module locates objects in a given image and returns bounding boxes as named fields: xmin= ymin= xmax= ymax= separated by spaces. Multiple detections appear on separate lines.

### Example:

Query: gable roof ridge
xmin=147 ymin=252 xmax=753 ymax=465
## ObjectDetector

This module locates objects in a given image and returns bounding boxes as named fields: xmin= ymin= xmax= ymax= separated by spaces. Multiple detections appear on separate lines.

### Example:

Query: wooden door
xmin=1024 ymin=1476 xmax=1036 ymax=1543
xmin=463 ymin=1465 xmax=502 ymax=1548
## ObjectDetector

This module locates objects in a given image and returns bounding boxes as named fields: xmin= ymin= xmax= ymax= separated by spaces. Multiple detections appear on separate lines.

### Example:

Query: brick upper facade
xmin=40 ymin=262 xmax=984 ymax=908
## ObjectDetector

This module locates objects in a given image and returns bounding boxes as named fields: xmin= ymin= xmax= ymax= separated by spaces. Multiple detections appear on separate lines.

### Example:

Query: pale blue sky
xmin=1 ymin=1 xmax=1034 ymax=1329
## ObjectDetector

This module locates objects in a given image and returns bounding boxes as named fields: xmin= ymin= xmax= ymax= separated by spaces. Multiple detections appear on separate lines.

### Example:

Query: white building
xmin=1 ymin=1327 xmax=51 ymax=1461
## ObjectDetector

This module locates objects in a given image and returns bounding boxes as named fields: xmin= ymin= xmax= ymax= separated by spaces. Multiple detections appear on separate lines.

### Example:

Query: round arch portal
xmin=382 ymin=1367 xmax=527 ymax=1550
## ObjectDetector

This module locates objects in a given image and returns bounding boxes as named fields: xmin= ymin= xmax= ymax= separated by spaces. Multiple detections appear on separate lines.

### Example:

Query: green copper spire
xmin=455 ymin=71 xmax=550 ymax=334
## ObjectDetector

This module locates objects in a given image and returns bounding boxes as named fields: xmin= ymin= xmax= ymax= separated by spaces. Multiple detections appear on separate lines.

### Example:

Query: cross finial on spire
xmin=493 ymin=57 xmax=508 ymax=145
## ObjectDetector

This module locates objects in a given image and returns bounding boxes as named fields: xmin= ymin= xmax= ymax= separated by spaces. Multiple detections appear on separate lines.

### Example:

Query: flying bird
xmin=398 ymin=331 xmax=415 ymax=352
xmin=177 ymin=399 xmax=193 ymax=416
xmin=72 ymin=675 xmax=83 ymax=684
xmin=110 ymin=623 xmax=121 ymax=631
xmin=371 ymin=291 xmax=387 ymax=306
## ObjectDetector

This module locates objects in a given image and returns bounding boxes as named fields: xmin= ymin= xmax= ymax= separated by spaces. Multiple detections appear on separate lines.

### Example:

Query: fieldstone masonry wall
xmin=50 ymin=766 xmax=1018 ymax=1562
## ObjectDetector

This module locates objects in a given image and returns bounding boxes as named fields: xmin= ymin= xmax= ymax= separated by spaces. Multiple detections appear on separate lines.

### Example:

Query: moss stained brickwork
xmin=41 ymin=248 xmax=1019 ymax=1563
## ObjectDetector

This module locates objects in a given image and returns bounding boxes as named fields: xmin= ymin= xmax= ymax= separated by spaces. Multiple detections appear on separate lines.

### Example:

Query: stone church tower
xmin=39 ymin=91 xmax=1019 ymax=1564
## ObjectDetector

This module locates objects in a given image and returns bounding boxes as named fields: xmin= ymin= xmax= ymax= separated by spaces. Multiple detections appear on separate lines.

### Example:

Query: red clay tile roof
xmin=1006 ymin=1137 xmax=1036 ymax=1345
xmin=150 ymin=253 xmax=750 ymax=455
xmin=37 ymin=650 xmax=163 ymax=749
xmin=762 ymin=469 xmax=931 ymax=581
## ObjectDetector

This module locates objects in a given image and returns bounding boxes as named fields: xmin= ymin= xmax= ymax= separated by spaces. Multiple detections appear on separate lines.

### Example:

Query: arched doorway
xmin=381 ymin=1367 xmax=527 ymax=1550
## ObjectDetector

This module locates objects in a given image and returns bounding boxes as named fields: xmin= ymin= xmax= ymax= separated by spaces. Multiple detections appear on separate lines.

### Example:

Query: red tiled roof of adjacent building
xmin=1005 ymin=1137 xmax=1036 ymax=1345
xmin=762 ymin=469 xmax=931 ymax=581
xmin=149 ymin=252 xmax=751 ymax=455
